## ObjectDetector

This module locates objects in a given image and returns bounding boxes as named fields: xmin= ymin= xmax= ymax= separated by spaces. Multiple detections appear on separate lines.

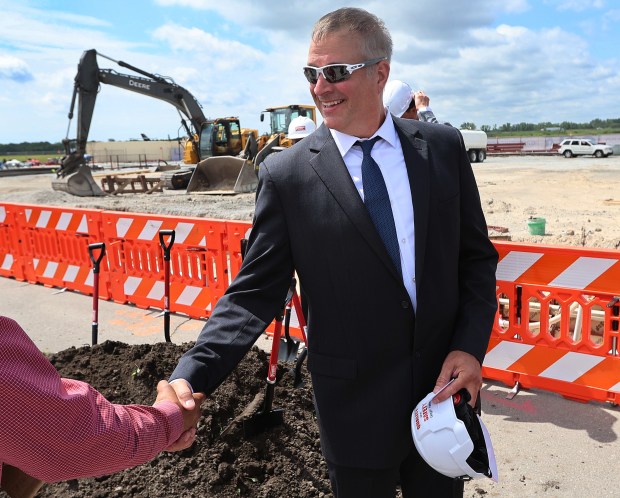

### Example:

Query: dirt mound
xmin=33 ymin=341 xmax=331 ymax=498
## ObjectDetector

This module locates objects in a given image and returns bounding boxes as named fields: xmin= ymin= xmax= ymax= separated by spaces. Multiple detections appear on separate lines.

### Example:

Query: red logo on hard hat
xmin=414 ymin=409 xmax=421 ymax=430
xmin=295 ymin=125 xmax=306 ymax=132
xmin=422 ymin=403 xmax=429 ymax=422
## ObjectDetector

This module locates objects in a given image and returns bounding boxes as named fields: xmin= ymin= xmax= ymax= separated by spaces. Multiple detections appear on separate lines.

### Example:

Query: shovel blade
xmin=278 ymin=337 xmax=300 ymax=363
xmin=243 ymin=408 xmax=285 ymax=438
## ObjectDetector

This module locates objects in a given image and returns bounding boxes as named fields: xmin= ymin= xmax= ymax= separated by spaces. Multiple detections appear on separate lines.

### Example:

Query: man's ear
xmin=376 ymin=60 xmax=390 ymax=91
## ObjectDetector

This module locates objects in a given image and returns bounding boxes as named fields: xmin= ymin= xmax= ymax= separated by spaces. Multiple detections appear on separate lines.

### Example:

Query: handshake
xmin=153 ymin=379 xmax=205 ymax=452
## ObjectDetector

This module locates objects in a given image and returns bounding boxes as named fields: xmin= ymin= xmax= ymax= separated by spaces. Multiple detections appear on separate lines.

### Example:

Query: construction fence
xmin=1 ymin=202 xmax=618 ymax=405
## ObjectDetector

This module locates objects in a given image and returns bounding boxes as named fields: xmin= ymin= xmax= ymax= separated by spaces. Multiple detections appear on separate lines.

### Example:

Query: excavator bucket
xmin=51 ymin=164 xmax=106 ymax=197
xmin=186 ymin=156 xmax=258 ymax=194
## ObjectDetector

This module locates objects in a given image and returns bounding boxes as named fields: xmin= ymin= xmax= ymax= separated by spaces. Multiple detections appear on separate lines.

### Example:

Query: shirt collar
xmin=329 ymin=111 xmax=399 ymax=157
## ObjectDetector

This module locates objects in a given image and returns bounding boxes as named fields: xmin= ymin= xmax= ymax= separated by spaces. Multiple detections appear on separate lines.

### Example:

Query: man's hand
xmin=164 ymin=427 xmax=197 ymax=452
xmin=154 ymin=380 xmax=204 ymax=431
xmin=154 ymin=380 xmax=204 ymax=452
xmin=432 ymin=350 xmax=482 ymax=406
xmin=414 ymin=90 xmax=430 ymax=109
xmin=168 ymin=378 xmax=198 ymax=411
xmin=413 ymin=90 xmax=431 ymax=109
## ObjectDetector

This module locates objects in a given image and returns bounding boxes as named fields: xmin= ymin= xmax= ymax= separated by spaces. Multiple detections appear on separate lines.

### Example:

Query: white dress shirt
xmin=329 ymin=112 xmax=417 ymax=311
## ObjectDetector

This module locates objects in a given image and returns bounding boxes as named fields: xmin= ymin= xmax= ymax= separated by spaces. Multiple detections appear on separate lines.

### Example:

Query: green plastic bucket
xmin=527 ymin=217 xmax=546 ymax=235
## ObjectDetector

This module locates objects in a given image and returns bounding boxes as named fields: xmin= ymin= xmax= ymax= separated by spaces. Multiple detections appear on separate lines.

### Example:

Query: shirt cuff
xmin=152 ymin=400 xmax=184 ymax=442
xmin=169 ymin=378 xmax=194 ymax=394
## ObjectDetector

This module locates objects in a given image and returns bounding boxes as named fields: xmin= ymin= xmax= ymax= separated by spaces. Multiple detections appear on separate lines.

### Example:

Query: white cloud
xmin=553 ymin=0 xmax=605 ymax=12
xmin=152 ymin=23 xmax=266 ymax=70
xmin=0 ymin=55 xmax=33 ymax=82
xmin=0 ymin=0 xmax=618 ymax=142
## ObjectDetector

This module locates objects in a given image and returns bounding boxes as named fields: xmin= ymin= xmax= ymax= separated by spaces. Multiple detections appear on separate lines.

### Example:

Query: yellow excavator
xmin=185 ymin=104 xmax=317 ymax=193
xmin=54 ymin=49 xmax=259 ymax=196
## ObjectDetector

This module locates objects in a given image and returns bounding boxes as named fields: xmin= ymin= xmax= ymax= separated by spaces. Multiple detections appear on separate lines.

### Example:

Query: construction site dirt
xmin=1 ymin=154 xmax=619 ymax=497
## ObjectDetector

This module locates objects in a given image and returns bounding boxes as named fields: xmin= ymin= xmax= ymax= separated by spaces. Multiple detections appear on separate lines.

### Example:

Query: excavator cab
xmin=259 ymin=105 xmax=317 ymax=150
xmin=184 ymin=117 xmax=259 ymax=194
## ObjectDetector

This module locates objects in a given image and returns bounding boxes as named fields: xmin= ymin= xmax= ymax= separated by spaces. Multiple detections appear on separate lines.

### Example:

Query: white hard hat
xmin=288 ymin=116 xmax=316 ymax=139
xmin=411 ymin=388 xmax=498 ymax=482
xmin=383 ymin=80 xmax=413 ymax=117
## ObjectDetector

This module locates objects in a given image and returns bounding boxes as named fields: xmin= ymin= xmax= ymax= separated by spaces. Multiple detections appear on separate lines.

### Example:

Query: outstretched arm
xmin=0 ymin=316 xmax=202 ymax=483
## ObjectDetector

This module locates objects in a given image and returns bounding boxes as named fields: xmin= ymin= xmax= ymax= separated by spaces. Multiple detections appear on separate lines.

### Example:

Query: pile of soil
xmin=34 ymin=341 xmax=332 ymax=498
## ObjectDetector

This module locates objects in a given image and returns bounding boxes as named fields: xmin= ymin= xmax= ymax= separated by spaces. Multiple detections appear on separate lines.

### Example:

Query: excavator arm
xmin=54 ymin=49 xmax=212 ymax=195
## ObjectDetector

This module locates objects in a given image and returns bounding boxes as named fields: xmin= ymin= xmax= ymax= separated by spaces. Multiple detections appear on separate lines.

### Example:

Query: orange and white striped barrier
xmin=0 ymin=204 xmax=25 ymax=280
xmin=2 ymin=203 xmax=619 ymax=404
xmin=484 ymin=242 xmax=620 ymax=404
xmin=100 ymin=211 xmax=233 ymax=318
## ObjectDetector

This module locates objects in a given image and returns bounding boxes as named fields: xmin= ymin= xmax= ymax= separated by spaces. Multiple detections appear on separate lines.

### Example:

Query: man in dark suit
xmin=168 ymin=7 xmax=498 ymax=497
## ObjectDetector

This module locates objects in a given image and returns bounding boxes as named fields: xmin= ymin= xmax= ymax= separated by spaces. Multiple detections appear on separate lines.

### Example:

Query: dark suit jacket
xmin=170 ymin=117 xmax=498 ymax=469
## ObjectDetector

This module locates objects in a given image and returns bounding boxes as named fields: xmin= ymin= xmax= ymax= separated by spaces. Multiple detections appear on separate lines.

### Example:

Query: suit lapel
xmin=394 ymin=120 xmax=430 ymax=290
xmin=307 ymin=125 xmax=400 ymax=279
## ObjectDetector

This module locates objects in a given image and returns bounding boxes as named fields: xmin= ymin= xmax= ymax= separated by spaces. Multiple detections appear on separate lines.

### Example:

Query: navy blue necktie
xmin=357 ymin=137 xmax=402 ymax=276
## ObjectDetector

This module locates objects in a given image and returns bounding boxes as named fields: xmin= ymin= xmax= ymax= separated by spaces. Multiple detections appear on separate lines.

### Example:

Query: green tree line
xmin=460 ymin=117 xmax=620 ymax=133
xmin=0 ymin=141 xmax=64 ymax=155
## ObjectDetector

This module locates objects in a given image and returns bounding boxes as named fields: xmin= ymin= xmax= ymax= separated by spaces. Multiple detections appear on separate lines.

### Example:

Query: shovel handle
xmin=290 ymin=288 xmax=307 ymax=343
xmin=159 ymin=230 xmax=175 ymax=343
xmin=88 ymin=243 xmax=105 ymax=273
xmin=159 ymin=230 xmax=175 ymax=261
xmin=267 ymin=313 xmax=284 ymax=384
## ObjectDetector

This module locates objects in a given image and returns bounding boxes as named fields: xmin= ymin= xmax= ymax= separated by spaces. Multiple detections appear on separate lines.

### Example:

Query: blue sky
xmin=1 ymin=0 xmax=619 ymax=143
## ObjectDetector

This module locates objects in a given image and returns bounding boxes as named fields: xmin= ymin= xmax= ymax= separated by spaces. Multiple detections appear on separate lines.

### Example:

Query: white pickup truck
xmin=460 ymin=129 xmax=488 ymax=163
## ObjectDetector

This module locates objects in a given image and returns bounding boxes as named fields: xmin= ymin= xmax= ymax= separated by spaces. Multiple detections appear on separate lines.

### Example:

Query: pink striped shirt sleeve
xmin=0 ymin=316 xmax=184 ymax=483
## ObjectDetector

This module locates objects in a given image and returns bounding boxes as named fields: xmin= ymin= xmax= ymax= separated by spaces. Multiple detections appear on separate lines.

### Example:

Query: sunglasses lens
xmin=304 ymin=65 xmax=352 ymax=84
xmin=303 ymin=67 xmax=319 ymax=84
xmin=324 ymin=65 xmax=349 ymax=83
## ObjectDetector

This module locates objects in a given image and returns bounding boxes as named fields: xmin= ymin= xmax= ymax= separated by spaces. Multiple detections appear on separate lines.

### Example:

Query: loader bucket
xmin=51 ymin=164 xmax=106 ymax=197
xmin=186 ymin=156 xmax=258 ymax=194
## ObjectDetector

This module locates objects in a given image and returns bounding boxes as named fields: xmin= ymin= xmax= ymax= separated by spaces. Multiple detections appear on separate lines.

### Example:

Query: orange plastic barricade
xmin=484 ymin=242 xmax=620 ymax=404
xmin=224 ymin=220 xmax=305 ymax=340
xmin=0 ymin=203 xmax=26 ymax=281
xmin=100 ymin=211 xmax=229 ymax=318
xmin=9 ymin=203 xmax=111 ymax=299
xmin=225 ymin=221 xmax=252 ymax=280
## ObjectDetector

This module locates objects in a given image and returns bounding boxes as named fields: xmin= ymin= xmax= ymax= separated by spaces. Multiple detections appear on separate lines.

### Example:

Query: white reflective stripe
xmin=174 ymin=222 xmax=194 ymax=244
xmin=496 ymin=251 xmax=543 ymax=282
xmin=147 ymin=281 xmax=164 ymax=300
xmin=1 ymin=254 xmax=13 ymax=270
xmin=86 ymin=269 xmax=94 ymax=286
xmin=33 ymin=258 xmax=39 ymax=267
xmin=610 ymin=381 xmax=620 ymax=393
xmin=56 ymin=212 xmax=72 ymax=230
xmin=288 ymin=310 xmax=300 ymax=328
xmin=36 ymin=210 xmax=52 ymax=228
xmin=77 ymin=215 xmax=88 ymax=233
xmin=138 ymin=220 xmax=163 ymax=240
xmin=43 ymin=261 xmax=58 ymax=278
xmin=116 ymin=218 xmax=133 ymax=238
xmin=549 ymin=257 xmax=617 ymax=289
xmin=25 ymin=209 xmax=32 ymax=222
xmin=176 ymin=285 xmax=201 ymax=306
xmin=199 ymin=236 xmax=206 ymax=247
xmin=483 ymin=341 xmax=534 ymax=370
xmin=539 ymin=352 xmax=605 ymax=382
xmin=63 ymin=265 xmax=79 ymax=282
xmin=0 ymin=206 xmax=6 ymax=223
xmin=124 ymin=276 xmax=142 ymax=295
